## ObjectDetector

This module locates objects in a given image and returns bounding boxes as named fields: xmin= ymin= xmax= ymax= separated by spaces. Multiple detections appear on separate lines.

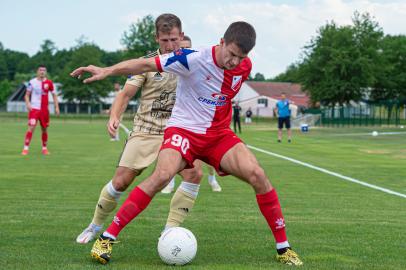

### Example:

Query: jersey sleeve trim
xmin=155 ymin=56 xmax=163 ymax=73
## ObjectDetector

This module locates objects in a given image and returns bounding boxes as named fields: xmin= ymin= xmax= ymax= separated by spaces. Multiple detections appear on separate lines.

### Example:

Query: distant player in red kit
xmin=22 ymin=65 xmax=60 ymax=155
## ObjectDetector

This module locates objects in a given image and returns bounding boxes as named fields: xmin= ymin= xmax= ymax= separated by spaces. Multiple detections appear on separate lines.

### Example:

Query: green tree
xmin=271 ymin=63 xmax=302 ymax=83
xmin=59 ymin=42 xmax=112 ymax=104
xmin=0 ymin=80 xmax=13 ymax=104
xmin=371 ymin=35 xmax=406 ymax=101
xmin=121 ymin=15 xmax=157 ymax=58
xmin=101 ymin=50 xmax=126 ymax=67
xmin=2 ymin=49 xmax=30 ymax=81
xmin=51 ymin=49 xmax=73 ymax=82
xmin=0 ymin=51 xmax=8 ymax=81
xmin=30 ymin=39 xmax=57 ymax=73
xmin=300 ymin=12 xmax=383 ymax=106
xmin=252 ymin=72 xmax=266 ymax=81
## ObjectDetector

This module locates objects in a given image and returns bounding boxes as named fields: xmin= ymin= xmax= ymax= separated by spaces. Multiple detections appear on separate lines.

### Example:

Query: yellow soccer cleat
xmin=276 ymin=248 xmax=303 ymax=266
xmin=90 ymin=236 xmax=118 ymax=264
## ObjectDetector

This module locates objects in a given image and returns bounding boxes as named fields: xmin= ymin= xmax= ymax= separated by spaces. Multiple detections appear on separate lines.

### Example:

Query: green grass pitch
xmin=0 ymin=117 xmax=405 ymax=269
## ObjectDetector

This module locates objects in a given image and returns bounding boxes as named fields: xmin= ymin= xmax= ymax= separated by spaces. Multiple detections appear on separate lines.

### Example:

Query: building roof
xmin=246 ymin=81 xmax=310 ymax=107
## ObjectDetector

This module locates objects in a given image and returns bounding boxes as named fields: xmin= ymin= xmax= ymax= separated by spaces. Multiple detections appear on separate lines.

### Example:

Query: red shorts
xmin=161 ymin=127 xmax=243 ymax=176
xmin=28 ymin=109 xmax=49 ymax=128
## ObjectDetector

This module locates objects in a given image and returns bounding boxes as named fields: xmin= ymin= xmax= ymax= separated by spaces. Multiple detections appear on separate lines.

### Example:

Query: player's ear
xmin=180 ymin=32 xmax=184 ymax=41
xmin=220 ymin=38 xmax=225 ymax=46
xmin=155 ymin=32 xmax=160 ymax=43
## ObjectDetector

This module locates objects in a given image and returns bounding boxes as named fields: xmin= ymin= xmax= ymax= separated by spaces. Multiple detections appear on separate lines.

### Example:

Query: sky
xmin=1 ymin=0 xmax=406 ymax=78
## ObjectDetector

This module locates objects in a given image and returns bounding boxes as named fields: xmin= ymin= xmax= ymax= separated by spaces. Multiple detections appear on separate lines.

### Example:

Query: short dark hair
xmin=223 ymin=21 xmax=256 ymax=54
xmin=182 ymin=35 xmax=192 ymax=47
xmin=155 ymin=13 xmax=182 ymax=34
xmin=37 ymin=64 xmax=46 ymax=69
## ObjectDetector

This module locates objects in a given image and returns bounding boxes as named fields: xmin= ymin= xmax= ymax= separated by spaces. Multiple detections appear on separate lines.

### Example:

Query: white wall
xmin=234 ymin=83 xmax=259 ymax=102
xmin=7 ymin=101 xmax=59 ymax=113
xmin=236 ymin=95 xmax=299 ymax=118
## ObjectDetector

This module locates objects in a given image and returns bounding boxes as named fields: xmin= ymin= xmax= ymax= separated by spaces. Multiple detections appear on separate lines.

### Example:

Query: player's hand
xmin=107 ymin=117 xmax=120 ymax=137
xmin=26 ymin=104 xmax=32 ymax=112
xmin=70 ymin=65 xmax=110 ymax=83
xmin=55 ymin=107 xmax=60 ymax=116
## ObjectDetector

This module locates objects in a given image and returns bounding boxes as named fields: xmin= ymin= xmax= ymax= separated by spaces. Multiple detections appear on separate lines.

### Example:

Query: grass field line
xmin=247 ymin=144 xmax=406 ymax=199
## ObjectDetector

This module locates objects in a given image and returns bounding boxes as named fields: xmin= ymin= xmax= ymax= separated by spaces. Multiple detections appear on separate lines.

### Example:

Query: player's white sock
xmin=90 ymin=223 xmax=102 ymax=232
xmin=107 ymin=180 xmax=123 ymax=200
xmin=168 ymin=177 xmax=176 ymax=188
xmin=102 ymin=231 xmax=117 ymax=240
xmin=208 ymin=174 xmax=216 ymax=184
xmin=179 ymin=181 xmax=200 ymax=198
xmin=23 ymin=145 xmax=29 ymax=150
xmin=276 ymin=241 xmax=290 ymax=250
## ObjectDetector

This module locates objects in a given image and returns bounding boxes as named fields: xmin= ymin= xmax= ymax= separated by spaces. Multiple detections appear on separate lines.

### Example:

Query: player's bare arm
xmin=52 ymin=92 xmax=60 ymax=116
xmin=24 ymin=91 xmax=32 ymax=111
xmin=70 ymin=58 xmax=158 ymax=84
xmin=107 ymin=84 xmax=140 ymax=137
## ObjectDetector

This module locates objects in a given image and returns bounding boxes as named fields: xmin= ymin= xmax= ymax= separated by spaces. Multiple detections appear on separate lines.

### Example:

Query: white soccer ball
xmin=372 ymin=131 xmax=378 ymax=137
xmin=158 ymin=227 xmax=197 ymax=265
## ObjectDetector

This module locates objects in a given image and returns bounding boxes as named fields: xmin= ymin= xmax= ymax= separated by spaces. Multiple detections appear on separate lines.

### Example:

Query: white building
xmin=234 ymin=81 xmax=310 ymax=118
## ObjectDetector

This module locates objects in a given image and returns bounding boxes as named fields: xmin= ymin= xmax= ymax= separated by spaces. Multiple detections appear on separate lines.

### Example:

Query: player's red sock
xmin=106 ymin=186 xmax=152 ymax=237
xmin=24 ymin=131 xmax=33 ymax=147
xmin=256 ymin=189 xmax=288 ymax=244
xmin=41 ymin=131 xmax=48 ymax=148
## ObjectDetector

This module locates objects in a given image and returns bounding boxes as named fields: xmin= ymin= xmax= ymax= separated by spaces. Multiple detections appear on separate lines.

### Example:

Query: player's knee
xmin=180 ymin=165 xmax=201 ymax=183
xmin=247 ymin=166 xmax=267 ymax=190
xmin=112 ymin=173 xmax=134 ymax=191
xmin=112 ymin=177 xmax=129 ymax=191
xmin=190 ymin=169 xmax=203 ymax=183
xmin=195 ymin=169 xmax=204 ymax=182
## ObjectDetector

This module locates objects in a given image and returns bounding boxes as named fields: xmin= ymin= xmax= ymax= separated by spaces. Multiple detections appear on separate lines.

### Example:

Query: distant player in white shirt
xmin=72 ymin=21 xmax=302 ymax=266
xmin=22 ymin=65 xmax=59 ymax=155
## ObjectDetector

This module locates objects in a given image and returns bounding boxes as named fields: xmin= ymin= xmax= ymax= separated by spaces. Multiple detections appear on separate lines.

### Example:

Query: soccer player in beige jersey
xmin=77 ymin=14 xmax=218 ymax=244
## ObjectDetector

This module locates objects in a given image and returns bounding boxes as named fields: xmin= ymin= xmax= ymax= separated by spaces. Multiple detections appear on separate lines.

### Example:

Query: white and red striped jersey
xmin=155 ymin=46 xmax=251 ymax=134
xmin=27 ymin=78 xmax=54 ymax=111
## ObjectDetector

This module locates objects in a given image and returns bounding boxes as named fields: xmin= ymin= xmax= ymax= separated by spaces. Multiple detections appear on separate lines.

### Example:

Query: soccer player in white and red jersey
xmin=161 ymin=35 xmax=222 ymax=193
xmin=72 ymin=21 xmax=303 ymax=266
xmin=22 ymin=65 xmax=59 ymax=155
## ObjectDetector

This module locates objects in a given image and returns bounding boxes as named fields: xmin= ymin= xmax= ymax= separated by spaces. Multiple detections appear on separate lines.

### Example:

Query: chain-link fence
xmin=319 ymin=101 xmax=405 ymax=126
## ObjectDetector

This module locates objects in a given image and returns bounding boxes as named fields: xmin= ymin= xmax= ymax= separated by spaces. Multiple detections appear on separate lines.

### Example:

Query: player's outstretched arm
xmin=70 ymin=58 xmax=158 ymax=84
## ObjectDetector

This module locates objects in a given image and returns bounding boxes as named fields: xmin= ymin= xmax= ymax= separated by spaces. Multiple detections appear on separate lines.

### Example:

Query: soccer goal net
xmin=291 ymin=114 xmax=321 ymax=128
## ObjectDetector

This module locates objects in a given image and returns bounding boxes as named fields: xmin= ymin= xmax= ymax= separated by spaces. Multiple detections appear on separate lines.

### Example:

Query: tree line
xmin=1 ymin=13 xmax=405 ymax=107
xmin=272 ymin=12 xmax=406 ymax=106
xmin=0 ymin=15 xmax=157 ymax=105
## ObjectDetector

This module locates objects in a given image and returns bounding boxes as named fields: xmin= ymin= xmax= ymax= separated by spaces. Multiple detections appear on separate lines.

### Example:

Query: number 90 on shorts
xmin=170 ymin=134 xmax=190 ymax=155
